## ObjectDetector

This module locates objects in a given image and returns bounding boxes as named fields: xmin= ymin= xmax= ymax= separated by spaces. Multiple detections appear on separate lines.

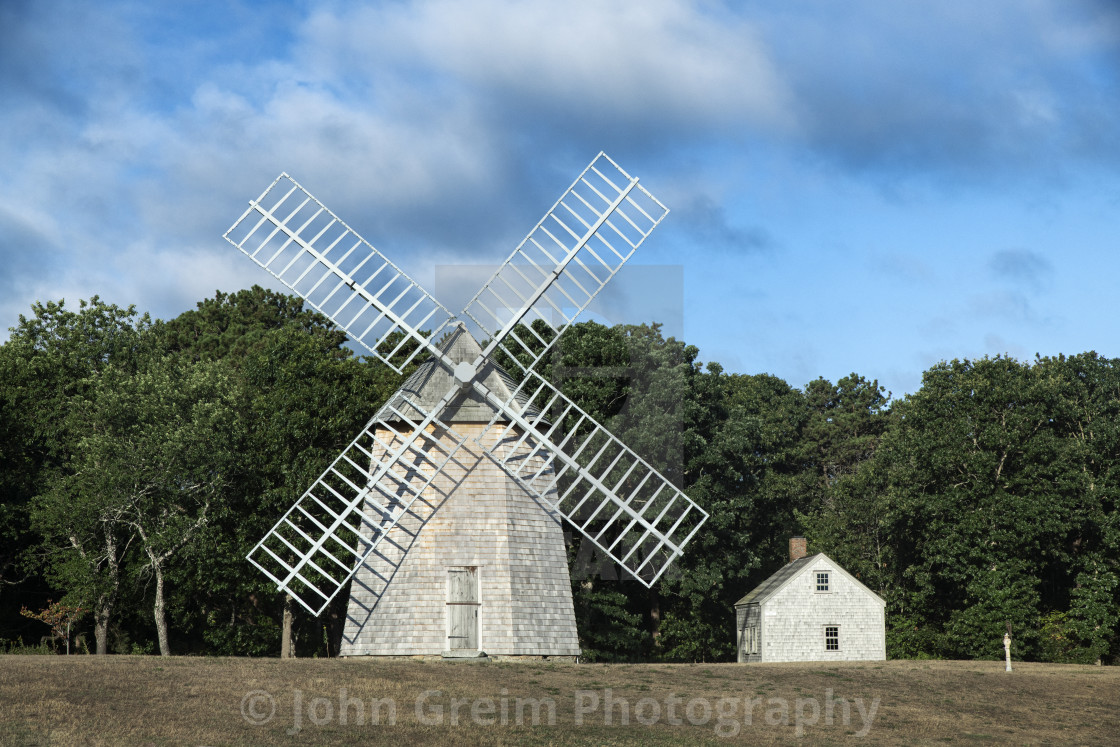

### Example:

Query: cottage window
xmin=824 ymin=625 xmax=840 ymax=651
xmin=815 ymin=571 xmax=830 ymax=592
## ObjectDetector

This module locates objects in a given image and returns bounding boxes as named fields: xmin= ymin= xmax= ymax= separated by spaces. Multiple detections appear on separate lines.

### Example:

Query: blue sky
xmin=2 ymin=0 xmax=1118 ymax=398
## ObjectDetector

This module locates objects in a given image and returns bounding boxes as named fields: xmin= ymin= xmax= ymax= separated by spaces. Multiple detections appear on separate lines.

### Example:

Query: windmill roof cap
xmin=376 ymin=324 xmax=544 ymax=425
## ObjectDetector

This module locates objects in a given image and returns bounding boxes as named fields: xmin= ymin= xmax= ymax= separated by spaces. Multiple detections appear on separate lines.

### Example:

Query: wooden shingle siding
xmin=340 ymin=423 xmax=580 ymax=657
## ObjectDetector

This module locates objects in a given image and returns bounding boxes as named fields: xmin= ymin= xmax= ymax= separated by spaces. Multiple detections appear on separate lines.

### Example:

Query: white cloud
xmin=298 ymin=0 xmax=794 ymax=132
xmin=2 ymin=0 xmax=1119 ymax=402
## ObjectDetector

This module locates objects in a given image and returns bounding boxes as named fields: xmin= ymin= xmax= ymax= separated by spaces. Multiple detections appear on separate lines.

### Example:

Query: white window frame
xmin=824 ymin=624 xmax=840 ymax=652
xmin=814 ymin=570 xmax=830 ymax=593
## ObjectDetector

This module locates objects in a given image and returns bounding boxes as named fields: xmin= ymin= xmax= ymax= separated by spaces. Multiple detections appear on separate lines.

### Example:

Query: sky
xmin=2 ymin=0 xmax=1118 ymax=398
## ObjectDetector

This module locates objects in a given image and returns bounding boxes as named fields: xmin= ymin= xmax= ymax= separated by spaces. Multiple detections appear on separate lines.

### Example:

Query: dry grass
xmin=1 ymin=655 xmax=1116 ymax=745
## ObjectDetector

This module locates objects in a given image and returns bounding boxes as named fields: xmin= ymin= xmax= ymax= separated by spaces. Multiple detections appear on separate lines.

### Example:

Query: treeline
xmin=1 ymin=288 xmax=1117 ymax=664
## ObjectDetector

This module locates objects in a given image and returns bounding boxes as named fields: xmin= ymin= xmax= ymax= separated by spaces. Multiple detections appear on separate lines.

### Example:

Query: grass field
xmin=1 ymin=655 xmax=1117 ymax=745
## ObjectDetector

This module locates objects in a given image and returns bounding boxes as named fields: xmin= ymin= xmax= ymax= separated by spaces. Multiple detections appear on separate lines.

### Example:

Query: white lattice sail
xmin=462 ymin=153 xmax=669 ymax=372
xmin=247 ymin=401 xmax=467 ymax=615
xmin=224 ymin=173 xmax=457 ymax=373
xmin=229 ymin=153 xmax=706 ymax=617
xmin=473 ymin=370 xmax=706 ymax=585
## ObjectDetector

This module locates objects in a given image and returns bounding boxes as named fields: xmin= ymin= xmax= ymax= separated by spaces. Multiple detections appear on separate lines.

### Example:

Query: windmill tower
xmin=341 ymin=324 xmax=579 ymax=657
xmin=223 ymin=153 xmax=709 ymax=657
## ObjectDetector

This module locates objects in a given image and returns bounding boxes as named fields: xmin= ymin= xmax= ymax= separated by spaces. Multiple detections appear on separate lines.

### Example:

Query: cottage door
xmin=447 ymin=568 xmax=479 ymax=650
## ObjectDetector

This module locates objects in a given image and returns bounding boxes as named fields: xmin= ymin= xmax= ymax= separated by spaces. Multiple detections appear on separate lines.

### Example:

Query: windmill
xmin=224 ymin=153 xmax=709 ymax=657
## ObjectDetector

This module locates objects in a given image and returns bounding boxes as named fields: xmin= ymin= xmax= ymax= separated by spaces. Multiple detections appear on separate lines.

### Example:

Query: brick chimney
xmin=789 ymin=536 xmax=807 ymax=563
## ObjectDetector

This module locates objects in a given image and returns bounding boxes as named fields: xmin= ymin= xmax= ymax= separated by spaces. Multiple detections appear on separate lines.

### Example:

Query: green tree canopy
xmin=4 ymin=290 xmax=1119 ymax=664
xmin=870 ymin=355 xmax=1120 ymax=661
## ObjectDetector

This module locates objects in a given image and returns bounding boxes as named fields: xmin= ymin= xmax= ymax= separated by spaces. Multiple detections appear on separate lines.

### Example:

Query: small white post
xmin=1003 ymin=632 xmax=1012 ymax=672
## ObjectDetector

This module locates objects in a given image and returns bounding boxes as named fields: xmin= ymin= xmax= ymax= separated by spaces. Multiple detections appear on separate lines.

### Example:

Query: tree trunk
xmin=649 ymin=587 xmax=662 ymax=650
xmin=281 ymin=594 xmax=293 ymax=659
xmin=94 ymin=603 xmax=111 ymax=655
xmin=325 ymin=590 xmax=348 ymax=658
xmin=153 ymin=560 xmax=170 ymax=656
xmin=92 ymin=528 xmax=122 ymax=655
xmin=132 ymin=500 xmax=211 ymax=659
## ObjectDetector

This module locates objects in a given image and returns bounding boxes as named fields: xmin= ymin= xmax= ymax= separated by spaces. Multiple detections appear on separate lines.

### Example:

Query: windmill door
xmin=447 ymin=568 xmax=479 ymax=650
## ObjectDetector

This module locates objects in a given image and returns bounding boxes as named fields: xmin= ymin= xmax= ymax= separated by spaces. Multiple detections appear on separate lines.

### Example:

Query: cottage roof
xmin=376 ymin=323 xmax=542 ymax=424
xmin=733 ymin=552 xmax=885 ymax=608
xmin=733 ymin=555 xmax=817 ymax=607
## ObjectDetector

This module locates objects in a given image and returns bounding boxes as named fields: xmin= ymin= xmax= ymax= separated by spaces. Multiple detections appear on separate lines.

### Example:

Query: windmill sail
xmin=247 ymin=396 xmax=468 ymax=616
xmin=472 ymin=370 xmax=706 ymax=586
xmin=224 ymin=173 xmax=457 ymax=373
xmin=231 ymin=154 xmax=706 ymax=616
xmin=461 ymin=152 xmax=669 ymax=373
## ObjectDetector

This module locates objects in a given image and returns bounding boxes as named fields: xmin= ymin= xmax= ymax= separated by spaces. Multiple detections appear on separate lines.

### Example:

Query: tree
xmin=1030 ymin=352 xmax=1120 ymax=662
xmin=57 ymin=339 xmax=240 ymax=656
xmin=20 ymin=599 xmax=87 ymax=654
xmin=235 ymin=325 xmax=401 ymax=656
xmin=658 ymin=369 xmax=813 ymax=661
xmin=162 ymin=285 xmax=348 ymax=363
xmin=0 ymin=344 xmax=37 ymax=599
xmin=871 ymin=355 xmax=1116 ymax=659
xmin=162 ymin=290 xmax=405 ymax=657
xmin=800 ymin=374 xmax=892 ymax=491
xmin=13 ymin=298 xmax=150 ymax=654
xmin=32 ymin=471 xmax=133 ymax=656
xmin=11 ymin=290 xmax=390 ymax=657
xmin=797 ymin=374 xmax=893 ymax=593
